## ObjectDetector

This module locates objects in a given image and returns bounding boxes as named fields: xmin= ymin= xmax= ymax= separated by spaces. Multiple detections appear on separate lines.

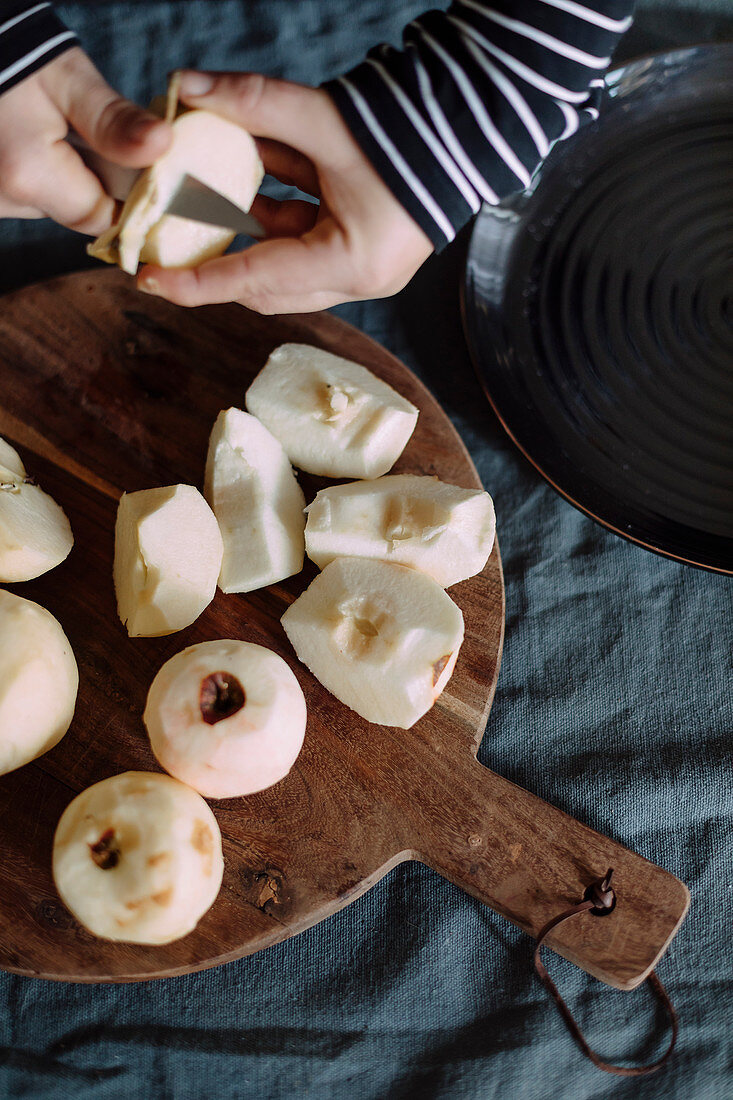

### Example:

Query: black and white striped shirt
xmin=0 ymin=2 xmax=76 ymax=93
xmin=326 ymin=0 xmax=634 ymax=247
xmin=1 ymin=0 xmax=634 ymax=249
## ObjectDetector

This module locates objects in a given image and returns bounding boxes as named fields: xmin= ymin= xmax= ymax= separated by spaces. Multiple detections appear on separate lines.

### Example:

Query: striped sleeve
xmin=325 ymin=0 xmax=636 ymax=250
xmin=0 ymin=2 xmax=77 ymax=97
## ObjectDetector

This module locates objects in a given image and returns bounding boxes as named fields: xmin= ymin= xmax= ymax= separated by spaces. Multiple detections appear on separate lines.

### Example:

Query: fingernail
xmin=178 ymin=71 xmax=214 ymax=98
xmin=138 ymin=275 xmax=160 ymax=296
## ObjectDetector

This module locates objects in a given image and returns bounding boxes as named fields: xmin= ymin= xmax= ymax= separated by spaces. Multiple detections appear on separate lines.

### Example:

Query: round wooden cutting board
xmin=0 ymin=269 xmax=504 ymax=981
xmin=0 ymin=270 xmax=687 ymax=988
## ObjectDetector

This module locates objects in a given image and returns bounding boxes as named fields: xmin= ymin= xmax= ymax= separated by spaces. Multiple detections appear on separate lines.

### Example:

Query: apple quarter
xmin=204 ymin=408 xmax=305 ymax=593
xmin=144 ymin=639 xmax=307 ymax=799
xmin=281 ymin=557 xmax=464 ymax=729
xmin=52 ymin=771 xmax=223 ymax=945
xmin=113 ymin=484 xmax=224 ymax=637
xmin=245 ymin=344 xmax=419 ymax=479
xmin=0 ymin=435 xmax=73 ymax=582
xmin=0 ymin=590 xmax=78 ymax=777
xmin=305 ymin=474 xmax=495 ymax=587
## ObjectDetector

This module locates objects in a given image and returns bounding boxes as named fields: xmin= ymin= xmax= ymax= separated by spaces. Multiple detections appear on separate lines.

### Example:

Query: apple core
xmin=89 ymin=828 xmax=120 ymax=870
xmin=432 ymin=655 xmax=451 ymax=685
xmin=199 ymin=672 xmax=246 ymax=725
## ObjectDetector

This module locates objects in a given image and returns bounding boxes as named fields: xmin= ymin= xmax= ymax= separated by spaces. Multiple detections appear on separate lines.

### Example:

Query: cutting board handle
xmin=404 ymin=755 xmax=689 ymax=990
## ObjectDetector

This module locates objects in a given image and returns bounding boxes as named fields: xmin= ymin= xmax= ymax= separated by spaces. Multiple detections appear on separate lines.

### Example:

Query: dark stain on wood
xmin=242 ymin=867 xmax=290 ymax=918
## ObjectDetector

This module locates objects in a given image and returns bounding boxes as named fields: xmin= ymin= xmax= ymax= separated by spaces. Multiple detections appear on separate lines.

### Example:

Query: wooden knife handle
xmin=402 ymin=755 xmax=689 ymax=990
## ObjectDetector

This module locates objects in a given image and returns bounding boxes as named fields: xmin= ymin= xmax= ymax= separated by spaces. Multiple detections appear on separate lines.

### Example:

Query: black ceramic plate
xmin=463 ymin=44 xmax=733 ymax=573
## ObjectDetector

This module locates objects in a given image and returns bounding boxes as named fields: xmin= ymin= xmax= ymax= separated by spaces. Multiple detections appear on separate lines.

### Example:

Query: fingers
xmin=0 ymin=47 xmax=168 ymax=233
xmin=249 ymin=194 xmax=319 ymax=239
xmin=36 ymin=142 xmax=115 ymax=234
xmin=0 ymin=111 xmax=114 ymax=232
xmin=177 ymin=71 xmax=346 ymax=167
xmin=0 ymin=197 xmax=44 ymax=220
xmin=138 ymin=224 xmax=352 ymax=314
xmin=43 ymin=47 xmax=172 ymax=167
xmin=255 ymin=138 xmax=320 ymax=197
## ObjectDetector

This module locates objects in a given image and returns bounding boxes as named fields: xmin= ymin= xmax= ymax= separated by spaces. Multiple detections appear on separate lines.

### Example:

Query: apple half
xmin=305 ymin=474 xmax=495 ymax=587
xmin=245 ymin=344 xmax=419 ymax=479
xmin=0 ymin=435 xmax=73 ymax=582
xmin=144 ymin=639 xmax=307 ymax=798
xmin=204 ymin=408 xmax=305 ymax=593
xmin=113 ymin=484 xmax=224 ymax=637
xmin=0 ymin=589 xmax=78 ymax=777
xmin=52 ymin=771 xmax=224 ymax=944
xmin=281 ymin=557 xmax=464 ymax=728
xmin=89 ymin=76 xmax=264 ymax=274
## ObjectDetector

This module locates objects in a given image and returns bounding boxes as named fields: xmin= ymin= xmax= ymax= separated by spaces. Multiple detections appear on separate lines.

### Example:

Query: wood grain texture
xmin=0 ymin=270 xmax=688 ymax=987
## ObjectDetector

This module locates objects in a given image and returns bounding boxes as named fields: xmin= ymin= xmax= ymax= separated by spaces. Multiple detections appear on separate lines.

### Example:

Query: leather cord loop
xmin=533 ymin=869 xmax=679 ymax=1076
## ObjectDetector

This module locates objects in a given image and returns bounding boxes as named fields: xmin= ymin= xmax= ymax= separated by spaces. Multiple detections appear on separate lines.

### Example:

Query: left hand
xmin=0 ymin=47 xmax=171 ymax=235
xmin=137 ymin=71 xmax=434 ymax=314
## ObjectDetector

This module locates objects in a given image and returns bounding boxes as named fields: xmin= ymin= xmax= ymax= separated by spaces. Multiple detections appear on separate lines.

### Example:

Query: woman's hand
xmin=138 ymin=71 xmax=434 ymax=314
xmin=0 ymin=46 xmax=171 ymax=236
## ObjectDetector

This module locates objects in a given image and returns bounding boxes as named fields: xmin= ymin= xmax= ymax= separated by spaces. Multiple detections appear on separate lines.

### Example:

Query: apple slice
xmin=52 ymin=771 xmax=223 ymax=944
xmin=0 ymin=590 xmax=78 ymax=777
xmin=281 ymin=557 xmax=464 ymax=728
xmin=89 ymin=76 xmax=264 ymax=274
xmin=245 ymin=344 xmax=419 ymax=479
xmin=114 ymin=484 xmax=224 ymax=637
xmin=204 ymin=407 xmax=305 ymax=593
xmin=305 ymin=474 xmax=495 ymax=587
xmin=144 ymin=639 xmax=307 ymax=798
xmin=0 ymin=436 xmax=73 ymax=582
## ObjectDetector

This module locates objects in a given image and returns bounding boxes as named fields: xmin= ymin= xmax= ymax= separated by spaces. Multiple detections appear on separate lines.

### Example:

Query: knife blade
xmin=167 ymin=175 xmax=265 ymax=237
xmin=65 ymin=132 xmax=265 ymax=238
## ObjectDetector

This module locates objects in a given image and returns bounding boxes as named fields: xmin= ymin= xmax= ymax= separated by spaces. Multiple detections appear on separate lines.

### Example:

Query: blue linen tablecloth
xmin=0 ymin=2 xmax=731 ymax=1097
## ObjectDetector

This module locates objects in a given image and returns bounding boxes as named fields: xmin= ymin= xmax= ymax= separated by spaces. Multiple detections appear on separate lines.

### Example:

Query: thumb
xmin=138 ymin=223 xmax=353 ymax=314
xmin=47 ymin=47 xmax=172 ymax=167
xmin=177 ymin=71 xmax=342 ymax=166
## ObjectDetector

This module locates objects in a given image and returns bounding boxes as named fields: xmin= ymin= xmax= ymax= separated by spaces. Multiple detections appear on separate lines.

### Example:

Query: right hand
xmin=138 ymin=72 xmax=434 ymax=315
xmin=0 ymin=46 xmax=172 ymax=236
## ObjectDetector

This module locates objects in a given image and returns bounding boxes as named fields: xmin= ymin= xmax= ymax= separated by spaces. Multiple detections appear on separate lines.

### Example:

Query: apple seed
xmin=200 ymin=671 xmax=246 ymax=725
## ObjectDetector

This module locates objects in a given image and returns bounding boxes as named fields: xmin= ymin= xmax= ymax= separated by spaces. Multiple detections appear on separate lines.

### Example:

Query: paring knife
xmin=65 ymin=131 xmax=266 ymax=238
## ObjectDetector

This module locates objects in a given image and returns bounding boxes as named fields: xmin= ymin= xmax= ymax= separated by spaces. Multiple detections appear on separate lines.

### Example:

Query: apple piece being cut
xmin=245 ymin=344 xmax=419 ymax=479
xmin=305 ymin=474 xmax=495 ymax=587
xmin=114 ymin=484 xmax=223 ymax=637
xmin=139 ymin=213 xmax=236 ymax=270
xmin=0 ymin=590 xmax=78 ymax=777
xmin=144 ymin=639 xmax=307 ymax=798
xmin=204 ymin=408 xmax=305 ymax=593
xmin=52 ymin=771 xmax=223 ymax=944
xmin=0 ymin=435 xmax=73 ymax=582
xmin=89 ymin=76 xmax=264 ymax=274
xmin=281 ymin=557 xmax=464 ymax=728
